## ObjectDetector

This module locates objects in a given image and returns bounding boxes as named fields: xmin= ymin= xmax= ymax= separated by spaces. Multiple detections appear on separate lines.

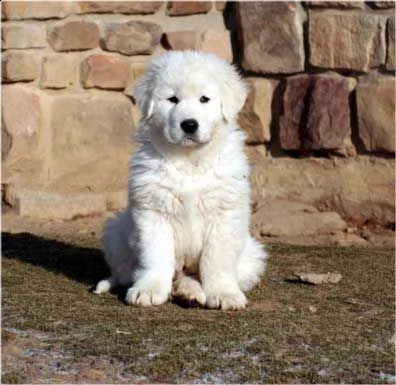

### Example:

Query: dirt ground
xmin=1 ymin=212 xmax=395 ymax=384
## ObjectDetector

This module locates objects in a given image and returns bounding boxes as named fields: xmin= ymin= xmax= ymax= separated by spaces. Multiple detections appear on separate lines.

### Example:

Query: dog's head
xmin=134 ymin=51 xmax=247 ymax=148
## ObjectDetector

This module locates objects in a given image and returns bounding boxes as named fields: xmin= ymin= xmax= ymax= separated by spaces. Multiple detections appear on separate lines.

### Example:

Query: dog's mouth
xmin=180 ymin=135 xmax=207 ymax=147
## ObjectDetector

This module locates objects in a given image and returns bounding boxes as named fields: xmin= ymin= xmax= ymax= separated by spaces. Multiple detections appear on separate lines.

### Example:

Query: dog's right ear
xmin=220 ymin=65 xmax=248 ymax=123
xmin=133 ymin=74 xmax=154 ymax=119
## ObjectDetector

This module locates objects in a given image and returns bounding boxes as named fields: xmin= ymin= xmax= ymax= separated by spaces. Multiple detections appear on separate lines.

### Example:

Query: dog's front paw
xmin=125 ymin=283 xmax=170 ymax=307
xmin=205 ymin=289 xmax=247 ymax=310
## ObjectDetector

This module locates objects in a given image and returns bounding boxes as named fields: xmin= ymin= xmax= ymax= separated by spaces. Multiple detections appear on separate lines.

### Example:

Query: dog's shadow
xmin=2 ymin=232 xmax=206 ymax=308
xmin=2 ymin=232 xmax=109 ymax=288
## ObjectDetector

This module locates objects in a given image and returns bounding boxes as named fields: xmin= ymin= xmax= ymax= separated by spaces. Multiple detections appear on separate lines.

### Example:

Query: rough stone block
xmin=199 ymin=30 xmax=232 ymax=61
xmin=306 ymin=1 xmax=365 ymax=8
xmin=369 ymin=1 xmax=395 ymax=9
xmin=48 ymin=20 xmax=100 ymax=51
xmin=49 ymin=93 xmax=135 ymax=178
xmin=81 ymin=54 xmax=130 ymax=90
xmin=167 ymin=1 xmax=212 ymax=16
xmin=2 ymin=23 xmax=47 ymax=49
xmin=2 ymin=85 xmax=44 ymax=185
xmin=2 ymin=52 xmax=38 ymax=82
xmin=309 ymin=11 xmax=386 ymax=72
xmin=250 ymin=156 xmax=395 ymax=229
xmin=215 ymin=1 xmax=227 ymax=12
xmin=77 ymin=1 xmax=163 ymax=14
xmin=2 ymin=85 xmax=42 ymax=141
xmin=103 ymin=21 xmax=162 ymax=55
xmin=2 ymin=1 xmax=75 ymax=20
xmin=279 ymin=75 xmax=351 ymax=152
xmin=239 ymin=78 xmax=274 ymax=144
xmin=106 ymin=190 xmax=128 ymax=211
xmin=40 ymin=54 xmax=79 ymax=89
xmin=15 ymin=190 xmax=106 ymax=220
xmin=124 ymin=62 xmax=149 ymax=97
xmin=124 ymin=62 xmax=148 ymax=126
xmin=163 ymin=30 xmax=199 ymax=50
xmin=356 ymin=76 xmax=395 ymax=153
xmin=254 ymin=209 xmax=347 ymax=237
xmin=386 ymin=17 xmax=395 ymax=70
xmin=237 ymin=2 xmax=305 ymax=74
xmin=323 ymin=195 xmax=395 ymax=229
xmin=2 ymin=128 xmax=12 ymax=162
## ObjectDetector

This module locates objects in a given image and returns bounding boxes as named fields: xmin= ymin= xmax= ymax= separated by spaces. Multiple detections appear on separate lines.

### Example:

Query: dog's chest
xmin=161 ymin=167 xmax=225 ymax=268
xmin=152 ymin=163 xmax=224 ymax=216
xmin=135 ymin=160 xmax=241 ymax=269
xmin=171 ymin=186 xmax=209 ymax=270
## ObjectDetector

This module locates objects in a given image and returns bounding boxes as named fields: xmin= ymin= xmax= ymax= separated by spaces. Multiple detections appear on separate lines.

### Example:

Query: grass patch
xmin=2 ymin=231 xmax=395 ymax=383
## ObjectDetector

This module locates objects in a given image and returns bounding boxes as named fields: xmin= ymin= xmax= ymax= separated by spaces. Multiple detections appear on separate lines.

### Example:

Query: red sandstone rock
xmin=2 ymin=85 xmax=43 ymax=185
xmin=215 ymin=1 xmax=227 ymax=12
xmin=369 ymin=1 xmax=395 ymax=9
xmin=237 ymin=2 xmax=305 ymax=74
xmin=386 ymin=17 xmax=395 ymax=70
xmin=2 ymin=1 xmax=74 ymax=20
xmin=2 ymin=23 xmax=46 ymax=49
xmin=239 ymin=78 xmax=274 ymax=144
xmin=163 ymin=30 xmax=198 ymax=50
xmin=124 ymin=62 xmax=149 ymax=97
xmin=40 ymin=54 xmax=78 ymax=89
xmin=199 ymin=30 xmax=232 ymax=61
xmin=279 ymin=75 xmax=351 ymax=152
xmin=309 ymin=12 xmax=386 ymax=72
xmin=167 ymin=1 xmax=212 ymax=16
xmin=48 ymin=20 xmax=100 ymax=51
xmin=49 ymin=93 xmax=134 ymax=182
xmin=77 ymin=1 xmax=162 ymax=14
xmin=2 ymin=52 xmax=38 ymax=82
xmin=356 ymin=76 xmax=395 ymax=153
xmin=2 ymin=85 xmax=42 ymax=139
xmin=306 ymin=1 xmax=365 ymax=8
xmin=14 ymin=190 xmax=107 ymax=220
xmin=81 ymin=54 xmax=130 ymax=90
xmin=103 ymin=21 xmax=162 ymax=55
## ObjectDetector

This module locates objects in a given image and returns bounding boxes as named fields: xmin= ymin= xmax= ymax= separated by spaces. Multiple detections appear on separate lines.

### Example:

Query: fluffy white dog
xmin=94 ymin=51 xmax=267 ymax=310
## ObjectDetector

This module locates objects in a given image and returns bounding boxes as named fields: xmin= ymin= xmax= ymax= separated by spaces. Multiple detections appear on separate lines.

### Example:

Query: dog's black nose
xmin=180 ymin=119 xmax=199 ymax=134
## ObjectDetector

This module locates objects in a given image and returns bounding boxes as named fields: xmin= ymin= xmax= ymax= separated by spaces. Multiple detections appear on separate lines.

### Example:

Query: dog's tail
xmin=237 ymin=237 xmax=268 ymax=292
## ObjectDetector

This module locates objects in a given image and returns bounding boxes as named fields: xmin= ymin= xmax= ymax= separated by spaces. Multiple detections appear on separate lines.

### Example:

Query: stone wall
xmin=2 ymin=1 xmax=395 ymax=236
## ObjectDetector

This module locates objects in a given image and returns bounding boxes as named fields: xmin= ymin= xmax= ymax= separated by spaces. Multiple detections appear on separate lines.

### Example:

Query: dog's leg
xmin=172 ymin=275 xmax=206 ymax=307
xmin=125 ymin=210 xmax=175 ymax=307
xmin=200 ymin=226 xmax=247 ymax=310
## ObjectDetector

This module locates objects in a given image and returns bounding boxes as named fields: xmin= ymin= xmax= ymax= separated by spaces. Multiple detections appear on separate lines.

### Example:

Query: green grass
xmin=2 ymin=231 xmax=395 ymax=383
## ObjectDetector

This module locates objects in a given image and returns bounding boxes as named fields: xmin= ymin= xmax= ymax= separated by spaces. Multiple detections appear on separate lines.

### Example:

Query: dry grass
xmin=2 ymin=227 xmax=395 ymax=384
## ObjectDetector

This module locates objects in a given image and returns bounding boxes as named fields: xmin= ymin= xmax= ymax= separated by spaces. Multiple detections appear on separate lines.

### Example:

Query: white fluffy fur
xmin=94 ymin=51 xmax=267 ymax=310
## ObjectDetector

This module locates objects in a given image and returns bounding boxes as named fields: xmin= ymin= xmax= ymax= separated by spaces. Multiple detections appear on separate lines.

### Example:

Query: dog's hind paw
xmin=172 ymin=276 xmax=206 ymax=307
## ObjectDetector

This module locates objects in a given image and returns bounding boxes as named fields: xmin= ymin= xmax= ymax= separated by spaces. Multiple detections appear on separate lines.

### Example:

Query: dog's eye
xmin=167 ymin=96 xmax=179 ymax=104
xmin=200 ymin=96 xmax=210 ymax=103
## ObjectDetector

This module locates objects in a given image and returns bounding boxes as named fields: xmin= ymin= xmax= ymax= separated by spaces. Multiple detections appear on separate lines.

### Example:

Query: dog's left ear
xmin=134 ymin=73 xmax=154 ymax=119
xmin=221 ymin=68 xmax=248 ymax=122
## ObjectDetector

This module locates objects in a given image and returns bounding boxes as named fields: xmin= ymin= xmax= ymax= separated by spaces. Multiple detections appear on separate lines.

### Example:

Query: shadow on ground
xmin=2 ymin=232 xmax=108 ymax=286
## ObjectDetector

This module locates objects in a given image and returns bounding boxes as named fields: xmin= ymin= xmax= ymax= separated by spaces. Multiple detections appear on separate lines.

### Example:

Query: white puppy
xmin=95 ymin=51 xmax=267 ymax=310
